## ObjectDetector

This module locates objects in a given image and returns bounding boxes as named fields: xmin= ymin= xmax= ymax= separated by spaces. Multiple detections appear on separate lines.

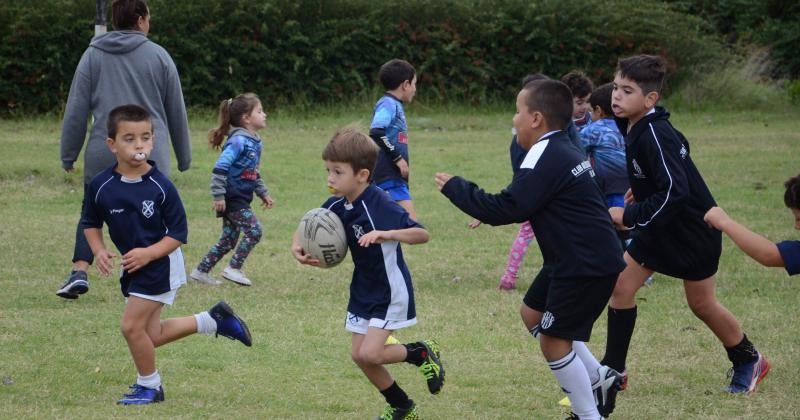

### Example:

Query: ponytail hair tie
xmin=227 ymin=98 xmax=233 ymax=106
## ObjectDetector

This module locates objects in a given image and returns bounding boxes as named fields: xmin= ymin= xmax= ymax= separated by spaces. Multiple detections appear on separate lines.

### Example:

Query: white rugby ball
xmin=297 ymin=208 xmax=348 ymax=268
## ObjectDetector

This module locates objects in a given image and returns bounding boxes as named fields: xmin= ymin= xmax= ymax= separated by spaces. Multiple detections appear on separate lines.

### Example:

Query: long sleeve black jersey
xmin=441 ymin=131 xmax=625 ymax=279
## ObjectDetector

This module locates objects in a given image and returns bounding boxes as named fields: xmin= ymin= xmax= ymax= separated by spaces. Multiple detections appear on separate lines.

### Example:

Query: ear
xmin=356 ymin=168 xmax=371 ymax=182
xmin=530 ymin=111 xmax=545 ymax=129
xmin=644 ymin=91 xmax=660 ymax=108
xmin=105 ymin=138 xmax=117 ymax=153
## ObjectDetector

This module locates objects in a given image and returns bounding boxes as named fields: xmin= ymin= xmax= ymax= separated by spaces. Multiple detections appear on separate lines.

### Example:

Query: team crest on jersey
xmin=352 ymin=224 xmax=365 ymax=239
xmin=141 ymin=200 xmax=155 ymax=218
xmin=680 ymin=145 xmax=688 ymax=160
xmin=632 ymin=159 xmax=646 ymax=179
xmin=541 ymin=311 xmax=555 ymax=330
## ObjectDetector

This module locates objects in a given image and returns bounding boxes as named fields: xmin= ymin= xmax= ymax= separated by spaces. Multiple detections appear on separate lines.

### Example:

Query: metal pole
xmin=95 ymin=0 xmax=107 ymax=36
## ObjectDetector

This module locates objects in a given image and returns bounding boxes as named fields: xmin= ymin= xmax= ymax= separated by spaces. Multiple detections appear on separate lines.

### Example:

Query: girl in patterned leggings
xmin=191 ymin=93 xmax=273 ymax=286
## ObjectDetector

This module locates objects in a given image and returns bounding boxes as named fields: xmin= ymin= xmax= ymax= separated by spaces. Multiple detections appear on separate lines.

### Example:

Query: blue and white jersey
xmin=80 ymin=162 xmax=188 ymax=297
xmin=370 ymin=94 xmax=409 ymax=185
xmin=579 ymin=118 xmax=629 ymax=196
xmin=777 ymin=240 xmax=800 ymax=276
xmin=322 ymin=185 xmax=422 ymax=321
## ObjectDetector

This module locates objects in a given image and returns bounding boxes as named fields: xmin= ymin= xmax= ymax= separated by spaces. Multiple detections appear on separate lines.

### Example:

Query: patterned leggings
xmin=501 ymin=221 xmax=535 ymax=284
xmin=197 ymin=208 xmax=262 ymax=272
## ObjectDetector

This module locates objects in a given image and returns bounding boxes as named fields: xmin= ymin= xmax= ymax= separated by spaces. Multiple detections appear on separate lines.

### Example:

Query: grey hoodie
xmin=60 ymin=31 xmax=191 ymax=183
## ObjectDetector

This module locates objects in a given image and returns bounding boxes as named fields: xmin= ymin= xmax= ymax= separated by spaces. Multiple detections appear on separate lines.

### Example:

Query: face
xmin=612 ymin=73 xmax=657 ymax=122
xmin=401 ymin=75 xmax=417 ymax=103
xmin=136 ymin=8 xmax=151 ymax=35
xmin=572 ymin=94 xmax=591 ymax=120
xmin=792 ymin=208 xmax=800 ymax=230
xmin=106 ymin=120 xmax=154 ymax=168
xmin=512 ymin=89 xmax=543 ymax=150
xmin=325 ymin=160 xmax=369 ymax=199
xmin=243 ymin=101 xmax=267 ymax=131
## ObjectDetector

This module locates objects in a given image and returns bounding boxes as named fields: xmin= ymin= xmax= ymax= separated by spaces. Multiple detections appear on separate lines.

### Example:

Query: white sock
xmin=195 ymin=311 xmax=217 ymax=335
xmin=137 ymin=370 xmax=161 ymax=389
xmin=548 ymin=350 xmax=600 ymax=420
xmin=573 ymin=341 xmax=601 ymax=384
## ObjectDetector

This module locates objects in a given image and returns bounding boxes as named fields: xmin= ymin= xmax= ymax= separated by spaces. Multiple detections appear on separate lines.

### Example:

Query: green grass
xmin=1 ymin=107 xmax=799 ymax=419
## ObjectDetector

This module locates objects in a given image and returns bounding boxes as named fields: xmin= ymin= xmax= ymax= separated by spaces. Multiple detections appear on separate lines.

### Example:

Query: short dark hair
xmin=521 ymin=80 xmax=574 ymax=130
xmin=107 ymin=104 xmax=151 ymax=139
xmin=589 ymin=83 xmax=614 ymax=117
xmin=785 ymin=173 xmax=800 ymax=209
xmin=322 ymin=128 xmax=379 ymax=177
xmin=521 ymin=73 xmax=550 ymax=88
xmin=561 ymin=70 xmax=594 ymax=98
xmin=112 ymin=0 xmax=149 ymax=31
xmin=379 ymin=59 xmax=416 ymax=90
xmin=617 ymin=54 xmax=667 ymax=95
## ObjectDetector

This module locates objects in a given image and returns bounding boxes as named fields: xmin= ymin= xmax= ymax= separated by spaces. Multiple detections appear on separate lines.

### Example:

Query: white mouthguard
xmin=134 ymin=153 xmax=146 ymax=161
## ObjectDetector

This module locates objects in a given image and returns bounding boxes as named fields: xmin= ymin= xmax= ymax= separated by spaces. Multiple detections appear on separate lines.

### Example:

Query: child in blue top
xmin=292 ymin=128 xmax=443 ymax=420
xmin=705 ymin=173 xmax=800 ymax=276
xmin=579 ymin=82 xmax=629 ymax=208
xmin=191 ymin=93 xmax=273 ymax=287
xmin=81 ymin=105 xmax=252 ymax=405
xmin=369 ymin=59 xmax=418 ymax=220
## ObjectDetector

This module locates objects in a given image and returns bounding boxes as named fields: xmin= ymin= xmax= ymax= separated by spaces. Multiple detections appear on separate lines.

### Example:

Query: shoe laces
xmin=419 ymin=359 xmax=440 ymax=379
xmin=379 ymin=405 xmax=395 ymax=420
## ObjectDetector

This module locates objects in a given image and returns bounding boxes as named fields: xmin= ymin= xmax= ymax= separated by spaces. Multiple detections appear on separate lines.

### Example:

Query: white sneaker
xmin=221 ymin=266 xmax=252 ymax=286
xmin=592 ymin=365 xmax=624 ymax=418
xmin=190 ymin=268 xmax=222 ymax=285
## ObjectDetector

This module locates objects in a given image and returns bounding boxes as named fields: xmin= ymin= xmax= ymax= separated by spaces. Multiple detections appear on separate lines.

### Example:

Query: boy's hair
xmin=561 ymin=70 xmax=594 ymax=98
xmin=379 ymin=59 xmax=416 ymax=91
xmin=785 ymin=173 xmax=800 ymax=209
xmin=521 ymin=80 xmax=573 ymax=130
xmin=322 ymin=128 xmax=379 ymax=177
xmin=112 ymin=0 xmax=149 ymax=31
xmin=208 ymin=92 xmax=261 ymax=150
xmin=589 ymin=82 xmax=614 ymax=117
xmin=521 ymin=73 xmax=550 ymax=88
xmin=617 ymin=54 xmax=667 ymax=95
xmin=107 ymin=104 xmax=151 ymax=139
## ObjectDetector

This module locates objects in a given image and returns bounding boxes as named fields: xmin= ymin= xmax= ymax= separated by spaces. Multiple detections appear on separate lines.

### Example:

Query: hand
xmin=122 ymin=247 xmax=154 ymax=273
xmin=358 ymin=230 xmax=392 ymax=247
xmin=94 ymin=249 xmax=116 ymax=276
xmin=435 ymin=172 xmax=453 ymax=191
xmin=261 ymin=195 xmax=274 ymax=210
xmin=623 ymin=188 xmax=634 ymax=205
xmin=396 ymin=158 xmax=409 ymax=179
xmin=291 ymin=243 xmax=320 ymax=266
xmin=608 ymin=206 xmax=628 ymax=230
xmin=468 ymin=218 xmax=482 ymax=229
xmin=704 ymin=206 xmax=730 ymax=230
xmin=213 ymin=199 xmax=226 ymax=213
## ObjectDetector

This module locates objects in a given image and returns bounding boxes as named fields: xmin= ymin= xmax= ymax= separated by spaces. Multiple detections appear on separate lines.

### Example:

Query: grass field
xmin=1 ymin=105 xmax=799 ymax=419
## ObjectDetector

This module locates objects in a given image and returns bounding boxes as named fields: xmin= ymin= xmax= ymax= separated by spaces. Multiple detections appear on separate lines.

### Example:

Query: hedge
xmin=0 ymin=0 xmax=730 ymax=114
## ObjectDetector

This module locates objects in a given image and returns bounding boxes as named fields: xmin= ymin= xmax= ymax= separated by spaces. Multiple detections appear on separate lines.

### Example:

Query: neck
xmin=116 ymin=160 xmax=151 ymax=178
xmin=627 ymin=107 xmax=654 ymax=131
xmin=345 ymin=183 xmax=370 ymax=203
xmin=386 ymin=90 xmax=405 ymax=102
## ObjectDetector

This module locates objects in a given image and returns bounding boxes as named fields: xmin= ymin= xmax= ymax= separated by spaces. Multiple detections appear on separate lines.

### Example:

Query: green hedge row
xmin=1 ymin=0 xmax=730 ymax=114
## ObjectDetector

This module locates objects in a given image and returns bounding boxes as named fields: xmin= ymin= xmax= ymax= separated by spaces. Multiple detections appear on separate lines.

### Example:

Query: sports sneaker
xmin=117 ymin=384 xmax=164 ymax=405
xmin=593 ymin=365 xmax=624 ymax=417
xmin=419 ymin=339 xmax=445 ymax=394
xmin=221 ymin=266 xmax=252 ymax=286
xmin=498 ymin=274 xmax=516 ymax=290
xmin=56 ymin=270 xmax=89 ymax=299
xmin=190 ymin=268 xmax=222 ymax=285
xmin=373 ymin=402 xmax=419 ymax=420
xmin=208 ymin=301 xmax=252 ymax=347
xmin=725 ymin=352 xmax=770 ymax=394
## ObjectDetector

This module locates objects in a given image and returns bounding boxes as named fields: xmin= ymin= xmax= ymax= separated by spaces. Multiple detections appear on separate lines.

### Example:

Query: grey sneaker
xmin=221 ymin=266 xmax=252 ymax=286
xmin=190 ymin=268 xmax=222 ymax=285
xmin=56 ymin=270 xmax=89 ymax=299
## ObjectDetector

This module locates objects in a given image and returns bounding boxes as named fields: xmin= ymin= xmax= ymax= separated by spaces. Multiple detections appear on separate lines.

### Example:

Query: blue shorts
xmin=376 ymin=179 xmax=412 ymax=201
xmin=606 ymin=194 xmax=625 ymax=208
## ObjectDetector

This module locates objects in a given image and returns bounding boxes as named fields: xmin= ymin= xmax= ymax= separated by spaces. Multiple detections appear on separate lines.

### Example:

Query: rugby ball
xmin=297 ymin=208 xmax=348 ymax=268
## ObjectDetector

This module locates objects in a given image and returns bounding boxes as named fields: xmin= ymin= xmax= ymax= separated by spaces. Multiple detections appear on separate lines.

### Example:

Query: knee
xmin=357 ymin=348 xmax=383 ymax=366
xmin=350 ymin=348 xmax=363 ymax=365
xmin=687 ymin=295 xmax=716 ymax=319
xmin=248 ymin=223 xmax=263 ymax=243
xmin=120 ymin=319 xmax=140 ymax=339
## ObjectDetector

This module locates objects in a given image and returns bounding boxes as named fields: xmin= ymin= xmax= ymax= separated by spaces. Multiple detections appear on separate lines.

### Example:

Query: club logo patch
xmin=352 ymin=224 xmax=365 ymax=239
xmin=632 ymin=159 xmax=646 ymax=179
xmin=141 ymin=200 xmax=155 ymax=218
xmin=541 ymin=311 xmax=555 ymax=330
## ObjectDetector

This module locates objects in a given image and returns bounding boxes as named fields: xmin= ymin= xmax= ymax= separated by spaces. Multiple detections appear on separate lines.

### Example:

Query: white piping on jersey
xmin=95 ymin=176 xmax=115 ymax=203
xmin=326 ymin=197 xmax=345 ymax=210
xmin=149 ymin=177 xmax=167 ymax=205
xmin=361 ymin=201 xmax=376 ymax=230
xmin=636 ymin=123 xmax=673 ymax=227
xmin=519 ymin=139 xmax=550 ymax=170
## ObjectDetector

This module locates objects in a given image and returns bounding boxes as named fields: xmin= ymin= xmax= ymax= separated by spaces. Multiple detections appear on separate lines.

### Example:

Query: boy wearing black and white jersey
xmin=603 ymin=55 xmax=769 ymax=395
xmin=437 ymin=80 xmax=626 ymax=420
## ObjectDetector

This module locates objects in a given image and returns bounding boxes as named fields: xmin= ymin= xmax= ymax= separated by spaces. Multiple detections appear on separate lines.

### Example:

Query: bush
xmin=1 ymin=0 xmax=732 ymax=114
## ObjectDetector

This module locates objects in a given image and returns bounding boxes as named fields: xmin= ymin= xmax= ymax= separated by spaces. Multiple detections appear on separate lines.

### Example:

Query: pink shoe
xmin=498 ymin=275 xmax=516 ymax=290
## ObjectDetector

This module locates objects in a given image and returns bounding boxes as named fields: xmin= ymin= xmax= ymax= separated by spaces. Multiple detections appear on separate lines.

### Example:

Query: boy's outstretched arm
xmin=704 ymin=207 xmax=784 ymax=267
xmin=357 ymin=227 xmax=429 ymax=247
xmin=435 ymin=172 xmax=539 ymax=226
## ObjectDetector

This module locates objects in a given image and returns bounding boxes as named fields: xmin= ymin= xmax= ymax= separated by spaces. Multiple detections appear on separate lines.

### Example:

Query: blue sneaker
xmin=725 ymin=352 xmax=770 ymax=394
xmin=117 ymin=384 xmax=164 ymax=405
xmin=56 ymin=270 xmax=89 ymax=299
xmin=209 ymin=301 xmax=252 ymax=347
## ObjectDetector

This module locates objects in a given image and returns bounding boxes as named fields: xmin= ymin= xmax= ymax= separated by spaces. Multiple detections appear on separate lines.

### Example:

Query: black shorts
xmin=523 ymin=266 xmax=617 ymax=342
xmin=627 ymin=228 xmax=721 ymax=281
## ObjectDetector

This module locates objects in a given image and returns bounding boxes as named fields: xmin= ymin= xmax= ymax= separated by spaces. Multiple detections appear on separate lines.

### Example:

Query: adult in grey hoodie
xmin=57 ymin=0 xmax=191 ymax=299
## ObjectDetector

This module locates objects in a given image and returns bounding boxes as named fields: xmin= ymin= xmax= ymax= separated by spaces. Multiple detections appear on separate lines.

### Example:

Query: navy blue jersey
xmin=80 ymin=162 xmax=188 ymax=296
xmin=322 ymin=185 xmax=422 ymax=321
xmin=510 ymin=122 xmax=584 ymax=176
xmin=369 ymin=94 xmax=409 ymax=185
xmin=443 ymin=130 xmax=625 ymax=279
xmin=777 ymin=240 xmax=800 ymax=276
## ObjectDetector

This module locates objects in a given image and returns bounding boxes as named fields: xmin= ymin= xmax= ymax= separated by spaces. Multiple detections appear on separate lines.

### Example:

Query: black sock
xmin=725 ymin=334 xmax=758 ymax=366
xmin=380 ymin=381 xmax=412 ymax=409
xmin=403 ymin=342 xmax=428 ymax=367
xmin=600 ymin=306 xmax=637 ymax=373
